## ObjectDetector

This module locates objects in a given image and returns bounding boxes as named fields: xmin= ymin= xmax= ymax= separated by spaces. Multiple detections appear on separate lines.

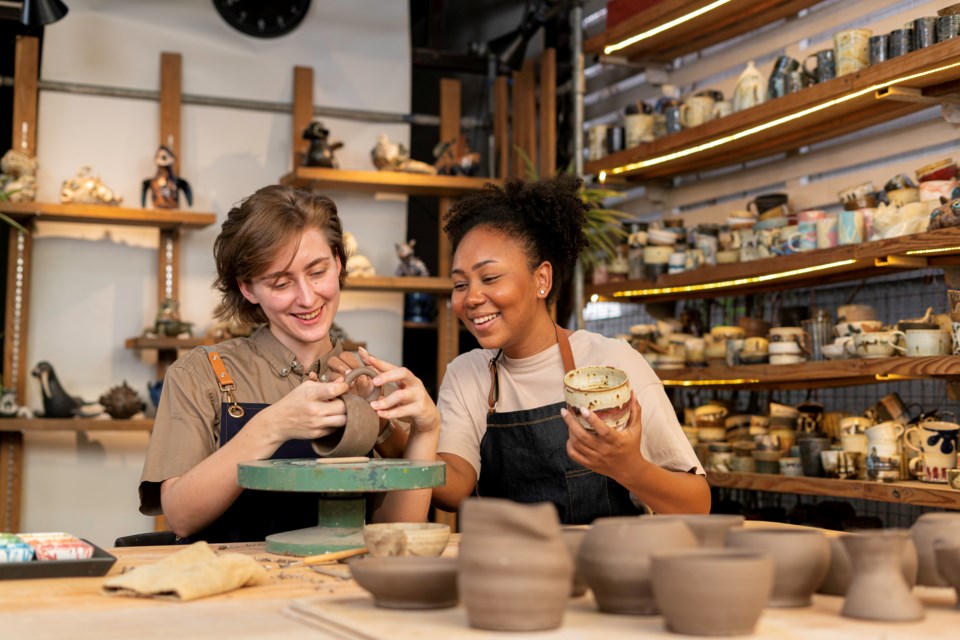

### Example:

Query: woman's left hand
xmin=327 ymin=351 xmax=378 ymax=400
xmin=358 ymin=347 xmax=440 ymax=435
xmin=562 ymin=392 xmax=644 ymax=483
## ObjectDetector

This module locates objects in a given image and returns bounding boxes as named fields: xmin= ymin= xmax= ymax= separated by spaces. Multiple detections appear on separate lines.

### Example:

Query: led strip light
xmin=603 ymin=0 xmax=733 ymax=55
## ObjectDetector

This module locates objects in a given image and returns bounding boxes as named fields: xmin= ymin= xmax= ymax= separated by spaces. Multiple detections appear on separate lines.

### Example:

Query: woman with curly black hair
xmin=432 ymin=175 xmax=709 ymax=522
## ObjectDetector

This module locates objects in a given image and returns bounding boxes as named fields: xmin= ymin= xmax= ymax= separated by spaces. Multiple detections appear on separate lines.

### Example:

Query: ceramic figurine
xmin=206 ymin=318 xmax=257 ymax=342
xmin=433 ymin=135 xmax=481 ymax=176
xmin=302 ymin=121 xmax=343 ymax=168
xmin=59 ymin=166 xmax=123 ymax=206
xmin=732 ymin=60 xmax=767 ymax=112
xmin=98 ymin=381 xmax=146 ymax=420
xmin=344 ymin=231 xmax=376 ymax=278
xmin=145 ymin=297 xmax=193 ymax=338
xmin=928 ymin=194 xmax=960 ymax=231
xmin=371 ymin=134 xmax=437 ymax=174
xmin=31 ymin=361 xmax=102 ymax=418
xmin=141 ymin=146 xmax=192 ymax=209
xmin=395 ymin=239 xmax=430 ymax=277
xmin=0 ymin=149 xmax=38 ymax=202
xmin=0 ymin=388 xmax=32 ymax=418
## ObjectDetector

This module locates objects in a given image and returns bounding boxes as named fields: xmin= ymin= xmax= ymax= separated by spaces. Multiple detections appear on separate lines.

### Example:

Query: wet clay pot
xmin=458 ymin=498 xmax=572 ymax=631
xmin=841 ymin=529 xmax=924 ymax=622
xmin=934 ymin=543 xmax=960 ymax=608
xmin=725 ymin=528 xmax=829 ymax=607
xmin=579 ymin=517 xmax=698 ymax=615
xmin=562 ymin=526 xmax=588 ymax=597
xmin=652 ymin=549 xmax=774 ymax=636
xmin=911 ymin=512 xmax=960 ymax=586
xmin=658 ymin=514 xmax=745 ymax=548
xmin=348 ymin=556 xmax=458 ymax=609
xmin=818 ymin=533 xmax=918 ymax=596
xmin=311 ymin=367 xmax=381 ymax=457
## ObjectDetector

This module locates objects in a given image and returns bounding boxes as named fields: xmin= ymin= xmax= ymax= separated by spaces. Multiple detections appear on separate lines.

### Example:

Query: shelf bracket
xmin=875 ymin=373 xmax=923 ymax=382
xmin=875 ymin=85 xmax=960 ymax=105
xmin=875 ymin=255 xmax=927 ymax=268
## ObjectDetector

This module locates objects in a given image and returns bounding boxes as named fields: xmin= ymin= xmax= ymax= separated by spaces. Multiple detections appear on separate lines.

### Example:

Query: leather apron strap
xmin=487 ymin=325 xmax=576 ymax=413
xmin=203 ymin=348 xmax=244 ymax=419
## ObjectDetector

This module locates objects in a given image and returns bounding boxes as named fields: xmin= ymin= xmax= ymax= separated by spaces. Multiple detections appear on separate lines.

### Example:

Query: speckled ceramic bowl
xmin=362 ymin=522 xmax=450 ymax=558
xmin=563 ymin=366 xmax=630 ymax=431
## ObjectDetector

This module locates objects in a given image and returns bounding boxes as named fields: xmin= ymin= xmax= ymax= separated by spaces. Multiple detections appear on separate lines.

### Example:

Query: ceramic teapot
xmin=732 ymin=61 xmax=767 ymax=112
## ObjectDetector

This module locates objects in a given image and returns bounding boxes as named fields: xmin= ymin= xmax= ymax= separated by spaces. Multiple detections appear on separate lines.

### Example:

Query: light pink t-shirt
xmin=437 ymin=330 xmax=704 ymax=478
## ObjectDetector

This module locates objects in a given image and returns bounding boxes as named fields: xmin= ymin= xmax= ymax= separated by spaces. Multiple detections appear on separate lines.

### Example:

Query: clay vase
xmin=561 ymin=527 xmax=588 ymax=597
xmin=652 ymin=549 xmax=774 ymax=636
xmin=911 ymin=512 xmax=960 ymax=586
xmin=818 ymin=533 xmax=918 ymax=595
xmin=311 ymin=367 xmax=381 ymax=457
xmin=933 ymin=543 xmax=960 ymax=608
xmin=657 ymin=514 xmax=745 ymax=548
xmin=458 ymin=498 xmax=572 ymax=631
xmin=841 ymin=529 xmax=924 ymax=621
xmin=725 ymin=528 xmax=829 ymax=607
xmin=579 ymin=517 xmax=698 ymax=614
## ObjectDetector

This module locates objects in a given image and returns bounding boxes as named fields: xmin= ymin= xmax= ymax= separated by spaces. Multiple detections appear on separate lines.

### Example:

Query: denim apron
xmin=186 ymin=349 xmax=322 ymax=543
xmin=476 ymin=327 xmax=639 ymax=525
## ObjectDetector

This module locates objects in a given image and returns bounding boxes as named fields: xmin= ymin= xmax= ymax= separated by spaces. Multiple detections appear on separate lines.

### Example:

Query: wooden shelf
xmin=280 ymin=167 xmax=498 ymax=197
xmin=708 ymin=472 xmax=960 ymax=510
xmin=585 ymin=37 xmax=960 ymax=180
xmin=657 ymin=355 xmax=960 ymax=390
xmin=584 ymin=0 xmax=821 ymax=62
xmin=345 ymin=275 xmax=453 ymax=294
xmin=589 ymin=226 xmax=960 ymax=303
xmin=0 ymin=418 xmax=152 ymax=432
xmin=0 ymin=201 xmax=216 ymax=229
xmin=125 ymin=336 xmax=216 ymax=350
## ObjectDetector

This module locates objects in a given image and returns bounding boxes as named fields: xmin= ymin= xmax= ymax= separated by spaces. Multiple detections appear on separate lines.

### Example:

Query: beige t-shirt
xmin=139 ymin=327 xmax=374 ymax=515
xmin=437 ymin=330 xmax=703 ymax=478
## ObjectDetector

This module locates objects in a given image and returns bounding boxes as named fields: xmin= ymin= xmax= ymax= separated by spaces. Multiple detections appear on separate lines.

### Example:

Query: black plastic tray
xmin=0 ymin=539 xmax=117 ymax=580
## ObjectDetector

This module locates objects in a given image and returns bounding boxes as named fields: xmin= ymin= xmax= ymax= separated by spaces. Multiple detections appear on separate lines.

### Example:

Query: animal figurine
xmin=343 ymin=231 xmax=376 ymax=278
xmin=433 ymin=135 xmax=481 ymax=176
xmin=302 ymin=121 xmax=343 ymax=168
xmin=370 ymin=134 xmax=437 ymax=174
xmin=0 ymin=149 xmax=38 ymax=202
xmin=59 ymin=166 xmax=123 ymax=206
xmin=141 ymin=145 xmax=192 ymax=209
xmin=98 ymin=381 xmax=146 ymax=419
xmin=928 ymin=194 xmax=960 ymax=231
xmin=395 ymin=239 xmax=430 ymax=277
xmin=145 ymin=297 xmax=193 ymax=338
xmin=0 ymin=388 xmax=32 ymax=418
xmin=31 ymin=362 xmax=102 ymax=418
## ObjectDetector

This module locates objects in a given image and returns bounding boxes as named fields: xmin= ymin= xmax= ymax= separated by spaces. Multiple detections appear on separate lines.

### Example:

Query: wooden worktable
xmin=0 ymin=533 xmax=957 ymax=639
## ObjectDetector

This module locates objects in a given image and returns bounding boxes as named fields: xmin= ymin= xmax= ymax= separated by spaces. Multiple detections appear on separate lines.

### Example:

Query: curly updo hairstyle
xmin=213 ymin=185 xmax=347 ymax=325
xmin=442 ymin=174 xmax=589 ymax=306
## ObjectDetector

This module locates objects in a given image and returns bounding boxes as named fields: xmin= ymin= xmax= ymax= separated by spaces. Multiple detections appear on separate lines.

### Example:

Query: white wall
xmin=19 ymin=0 xmax=411 ymax=547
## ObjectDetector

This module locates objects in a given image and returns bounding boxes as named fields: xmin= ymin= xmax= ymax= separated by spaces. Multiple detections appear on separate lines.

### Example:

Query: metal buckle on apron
xmin=205 ymin=350 xmax=245 ymax=418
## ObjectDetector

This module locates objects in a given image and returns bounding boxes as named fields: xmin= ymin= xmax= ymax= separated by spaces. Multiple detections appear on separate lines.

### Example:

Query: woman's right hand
xmin=255 ymin=373 xmax=349 ymax=445
xmin=359 ymin=347 xmax=439 ymax=435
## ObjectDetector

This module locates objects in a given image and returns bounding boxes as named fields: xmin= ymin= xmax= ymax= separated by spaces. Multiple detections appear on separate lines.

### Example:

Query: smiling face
xmin=451 ymin=226 xmax=556 ymax=359
xmin=238 ymin=226 xmax=341 ymax=365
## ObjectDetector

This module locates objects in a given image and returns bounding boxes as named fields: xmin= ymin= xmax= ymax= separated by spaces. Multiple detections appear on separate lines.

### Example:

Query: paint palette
xmin=0 ymin=532 xmax=116 ymax=580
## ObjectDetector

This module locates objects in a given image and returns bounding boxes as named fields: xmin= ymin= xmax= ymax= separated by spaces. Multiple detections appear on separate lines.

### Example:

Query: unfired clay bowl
xmin=934 ymin=544 xmax=960 ymax=608
xmin=725 ymin=527 xmax=829 ymax=607
xmin=362 ymin=522 xmax=450 ymax=557
xmin=911 ymin=512 xmax=960 ymax=586
xmin=657 ymin=514 xmax=745 ymax=548
xmin=651 ymin=549 xmax=774 ymax=636
xmin=563 ymin=366 xmax=630 ymax=431
xmin=348 ymin=556 xmax=458 ymax=609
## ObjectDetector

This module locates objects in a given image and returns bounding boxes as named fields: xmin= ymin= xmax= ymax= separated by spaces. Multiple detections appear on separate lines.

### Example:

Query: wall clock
xmin=213 ymin=0 xmax=311 ymax=38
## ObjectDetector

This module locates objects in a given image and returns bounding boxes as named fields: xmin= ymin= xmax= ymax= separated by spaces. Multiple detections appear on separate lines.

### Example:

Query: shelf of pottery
xmin=279 ymin=51 xmax=556 ymax=386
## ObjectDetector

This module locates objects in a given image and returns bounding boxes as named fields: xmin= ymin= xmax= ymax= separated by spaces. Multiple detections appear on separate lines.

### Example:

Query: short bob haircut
xmin=213 ymin=185 xmax=346 ymax=325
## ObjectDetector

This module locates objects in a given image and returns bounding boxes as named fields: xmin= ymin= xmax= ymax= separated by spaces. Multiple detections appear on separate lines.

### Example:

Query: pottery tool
xmin=288 ymin=546 xmax=368 ymax=567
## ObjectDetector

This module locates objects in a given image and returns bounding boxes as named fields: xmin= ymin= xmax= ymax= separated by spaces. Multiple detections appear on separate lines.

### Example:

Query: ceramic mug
xmin=952 ymin=322 xmax=960 ymax=355
xmin=850 ymin=331 xmax=902 ymax=358
xmin=887 ymin=187 xmax=919 ymax=205
xmin=624 ymin=112 xmax=655 ymax=147
xmin=840 ymin=416 xmax=873 ymax=435
xmin=837 ymin=210 xmax=864 ymax=245
xmin=816 ymin=216 xmax=838 ymax=249
xmin=587 ymin=124 xmax=608 ymax=161
xmin=867 ymin=420 xmax=905 ymax=443
xmin=834 ymin=29 xmax=872 ymax=76
xmin=788 ymin=222 xmax=818 ymax=252
xmin=679 ymin=96 xmax=715 ymax=128
xmin=904 ymin=421 xmax=960 ymax=483
xmin=802 ymin=49 xmax=836 ymax=83
xmin=564 ymin=366 xmax=631 ymax=431
xmin=891 ymin=329 xmax=952 ymax=357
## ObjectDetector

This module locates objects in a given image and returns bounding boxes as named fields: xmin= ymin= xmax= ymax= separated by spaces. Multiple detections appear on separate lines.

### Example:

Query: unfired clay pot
xmin=725 ymin=527 xmax=829 ymax=607
xmin=841 ymin=529 xmax=924 ymax=622
xmin=652 ymin=549 xmax=774 ymax=636
xmin=579 ymin=517 xmax=698 ymax=615
xmin=362 ymin=522 xmax=450 ymax=557
xmin=658 ymin=514 xmax=745 ymax=548
xmin=561 ymin=526 xmax=588 ymax=597
xmin=934 ymin=543 xmax=960 ymax=608
xmin=458 ymin=498 xmax=572 ymax=631
xmin=911 ymin=512 xmax=960 ymax=586
xmin=349 ymin=556 xmax=458 ymax=609
xmin=818 ymin=533 xmax=918 ymax=596
xmin=311 ymin=367 xmax=381 ymax=457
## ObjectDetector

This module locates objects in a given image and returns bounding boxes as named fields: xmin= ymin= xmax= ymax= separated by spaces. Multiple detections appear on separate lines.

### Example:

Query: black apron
xmin=185 ymin=351 xmax=322 ymax=544
xmin=476 ymin=327 xmax=639 ymax=525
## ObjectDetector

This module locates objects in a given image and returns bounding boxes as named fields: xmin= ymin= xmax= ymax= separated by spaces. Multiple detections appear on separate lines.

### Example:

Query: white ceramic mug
xmin=679 ymin=96 xmax=715 ymax=128
xmin=866 ymin=420 xmax=905 ymax=443
xmin=891 ymin=329 xmax=952 ymax=357
xmin=904 ymin=421 xmax=960 ymax=483
xmin=850 ymin=330 xmax=902 ymax=358
xmin=624 ymin=113 xmax=655 ymax=147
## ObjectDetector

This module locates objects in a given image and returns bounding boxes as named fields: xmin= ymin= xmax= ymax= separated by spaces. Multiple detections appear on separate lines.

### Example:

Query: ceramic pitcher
xmin=733 ymin=61 xmax=767 ymax=112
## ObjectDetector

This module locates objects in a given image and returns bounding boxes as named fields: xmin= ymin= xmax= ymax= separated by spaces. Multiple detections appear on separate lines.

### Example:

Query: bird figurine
xmin=141 ymin=145 xmax=193 ymax=209
xmin=302 ymin=121 xmax=343 ymax=168
xmin=31 ymin=362 xmax=102 ymax=418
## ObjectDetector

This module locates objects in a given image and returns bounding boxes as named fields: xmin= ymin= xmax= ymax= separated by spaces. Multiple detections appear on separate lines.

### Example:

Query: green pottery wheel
xmin=237 ymin=458 xmax=446 ymax=556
